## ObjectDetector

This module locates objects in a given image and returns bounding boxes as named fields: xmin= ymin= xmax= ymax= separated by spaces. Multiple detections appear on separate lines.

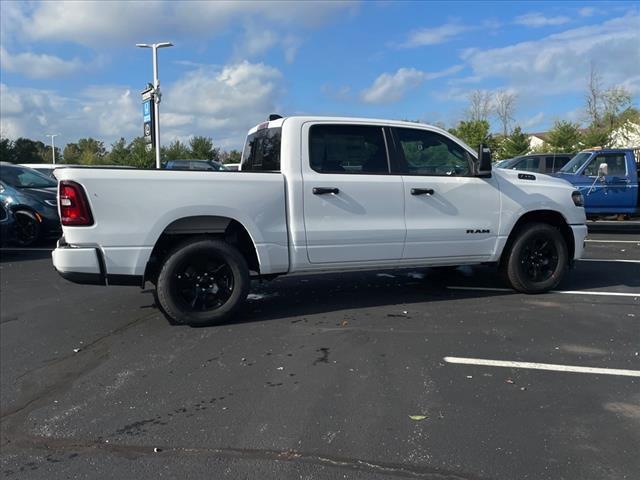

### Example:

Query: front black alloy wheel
xmin=14 ymin=210 xmax=40 ymax=247
xmin=502 ymin=222 xmax=568 ymax=293
xmin=156 ymin=238 xmax=250 ymax=326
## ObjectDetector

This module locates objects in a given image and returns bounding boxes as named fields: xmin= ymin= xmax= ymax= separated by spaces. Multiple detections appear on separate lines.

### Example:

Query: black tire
xmin=14 ymin=210 xmax=40 ymax=247
xmin=501 ymin=223 xmax=568 ymax=293
xmin=155 ymin=238 xmax=250 ymax=326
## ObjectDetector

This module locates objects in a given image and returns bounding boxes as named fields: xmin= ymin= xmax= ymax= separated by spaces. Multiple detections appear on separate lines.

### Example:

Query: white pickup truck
xmin=53 ymin=116 xmax=587 ymax=325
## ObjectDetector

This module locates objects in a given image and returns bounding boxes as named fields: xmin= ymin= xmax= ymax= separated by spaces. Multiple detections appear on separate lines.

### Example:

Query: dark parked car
xmin=497 ymin=153 xmax=573 ymax=174
xmin=0 ymin=203 xmax=17 ymax=246
xmin=164 ymin=159 xmax=228 ymax=171
xmin=0 ymin=163 xmax=61 ymax=246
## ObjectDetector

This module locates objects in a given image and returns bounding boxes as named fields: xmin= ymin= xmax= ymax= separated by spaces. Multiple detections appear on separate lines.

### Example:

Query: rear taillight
xmin=59 ymin=180 xmax=94 ymax=226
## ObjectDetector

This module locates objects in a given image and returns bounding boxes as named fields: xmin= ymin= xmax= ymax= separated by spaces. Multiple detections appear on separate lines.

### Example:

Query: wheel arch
xmin=144 ymin=215 xmax=261 ymax=284
xmin=500 ymin=210 xmax=574 ymax=266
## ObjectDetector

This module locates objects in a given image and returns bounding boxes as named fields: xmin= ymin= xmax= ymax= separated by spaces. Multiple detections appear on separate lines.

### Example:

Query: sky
xmin=0 ymin=0 xmax=638 ymax=151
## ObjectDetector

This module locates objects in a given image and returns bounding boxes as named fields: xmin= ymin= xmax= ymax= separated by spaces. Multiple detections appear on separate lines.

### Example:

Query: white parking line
xmin=447 ymin=286 xmax=639 ymax=298
xmin=578 ymin=258 xmax=640 ymax=263
xmin=443 ymin=356 xmax=640 ymax=377
xmin=585 ymin=239 xmax=640 ymax=244
xmin=0 ymin=248 xmax=53 ymax=252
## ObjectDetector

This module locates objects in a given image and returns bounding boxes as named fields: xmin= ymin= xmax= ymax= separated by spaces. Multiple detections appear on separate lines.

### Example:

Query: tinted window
xmin=241 ymin=127 xmax=281 ymax=172
xmin=309 ymin=125 xmax=388 ymax=174
xmin=545 ymin=156 xmax=571 ymax=173
xmin=583 ymin=154 xmax=627 ymax=176
xmin=0 ymin=165 xmax=56 ymax=188
xmin=511 ymin=156 xmax=540 ymax=172
xmin=395 ymin=128 xmax=471 ymax=176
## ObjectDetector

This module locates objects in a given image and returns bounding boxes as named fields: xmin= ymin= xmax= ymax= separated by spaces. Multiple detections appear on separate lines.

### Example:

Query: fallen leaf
xmin=409 ymin=415 xmax=427 ymax=421
xmin=341 ymin=320 xmax=348 ymax=327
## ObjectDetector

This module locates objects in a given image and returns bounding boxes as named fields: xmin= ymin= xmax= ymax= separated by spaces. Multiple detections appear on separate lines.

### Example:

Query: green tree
xmin=602 ymin=86 xmax=632 ymax=130
xmin=545 ymin=120 xmax=582 ymax=153
xmin=189 ymin=136 xmax=219 ymax=161
xmin=77 ymin=138 xmax=106 ymax=165
xmin=581 ymin=127 xmax=610 ymax=149
xmin=63 ymin=143 xmax=82 ymax=164
xmin=107 ymin=137 xmax=130 ymax=165
xmin=449 ymin=120 xmax=495 ymax=152
xmin=497 ymin=126 xmax=530 ymax=159
xmin=12 ymin=138 xmax=43 ymax=164
xmin=220 ymin=149 xmax=242 ymax=164
xmin=127 ymin=137 xmax=155 ymax=168
xmin=163 ymin=139 xmax=191 ymax=161
xmin=0 ymin=137 xmax=16 ymax=163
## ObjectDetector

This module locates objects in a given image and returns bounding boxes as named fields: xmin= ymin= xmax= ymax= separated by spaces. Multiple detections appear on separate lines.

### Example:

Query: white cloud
xmin=578 ymin=7 xmax=596 ymax=17
xmin=461 ymin=13 xmax=640 ymax=96
xmin=233 ymin=26 xmax=302 ymax=64
xmin=11 ymin=1 xmax=354 ymax=47
xmin=0 ymin=47 xmax=84 ymax=79
xmin=361 ymin=65 xmax=463 ymax=104
xmin=401 ymin=22 xmax=469 ymax=47
xmin=514 ymin=12 xmax=571 ymax=28
xmin=522 ymin=112 xmax=545 ymax=130
xmin=162 ymin=61 xmax=284 ymax=148
xmin=1 ymin=60 xmax=283 ymax=150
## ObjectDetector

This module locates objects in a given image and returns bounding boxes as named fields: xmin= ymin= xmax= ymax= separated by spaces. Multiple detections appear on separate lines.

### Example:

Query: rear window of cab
xmin=241 ymin=127 xmax=282 ymax=172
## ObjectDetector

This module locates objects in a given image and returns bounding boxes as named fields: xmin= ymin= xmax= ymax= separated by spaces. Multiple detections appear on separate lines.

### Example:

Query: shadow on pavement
xmin=0 ymin=249 xmax=53 ymax=263
xmin=170 ymin=262 xmax=639 ymax=327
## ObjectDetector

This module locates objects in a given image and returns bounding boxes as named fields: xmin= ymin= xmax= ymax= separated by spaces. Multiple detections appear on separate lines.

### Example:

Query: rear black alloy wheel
xmin=14 ymin=210 xmax=40 ymax=247
xmin=156 ymin=238 xmax=250 ymax=326
xmin=502 ymin=222 xmax=568 ymax=293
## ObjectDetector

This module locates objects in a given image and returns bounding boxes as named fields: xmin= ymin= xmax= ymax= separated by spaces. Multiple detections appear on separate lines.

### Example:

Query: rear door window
xmin=545 ymin=156 xmax=572 ymax=173
xmin=309 ymin=124 xmax=389 ymax=174
xmin=241 ymin=127 xmax=282 ymax=172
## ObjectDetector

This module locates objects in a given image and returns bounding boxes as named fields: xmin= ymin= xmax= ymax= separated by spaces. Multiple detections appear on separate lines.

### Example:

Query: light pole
xmin=46 ymin=134 xmax=58 ymax=164
xmin=136 ymin=42 xmax=173 ymax=169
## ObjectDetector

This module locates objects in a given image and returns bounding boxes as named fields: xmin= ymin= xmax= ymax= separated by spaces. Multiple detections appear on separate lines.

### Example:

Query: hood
xmin=493 ymin=167 xmax=575 ymax=190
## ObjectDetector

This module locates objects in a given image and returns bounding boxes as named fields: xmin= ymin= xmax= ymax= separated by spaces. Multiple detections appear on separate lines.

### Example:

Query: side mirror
xmin=597 ymin=162 xmax=608 ymax=177
xmin=476 ymin=144 xmax=492 ymax=177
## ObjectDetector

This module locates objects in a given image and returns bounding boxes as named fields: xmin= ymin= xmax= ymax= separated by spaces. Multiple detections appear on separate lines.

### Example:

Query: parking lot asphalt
xmin=1 ymin=230 xmax=638 ymax=480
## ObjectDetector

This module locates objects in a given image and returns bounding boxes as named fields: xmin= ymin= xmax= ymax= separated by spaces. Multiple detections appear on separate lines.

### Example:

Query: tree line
xmin=442 ymin=64 xmax=637 ymax=160
xmin=0 ymin=135 xmax=242 ymax=168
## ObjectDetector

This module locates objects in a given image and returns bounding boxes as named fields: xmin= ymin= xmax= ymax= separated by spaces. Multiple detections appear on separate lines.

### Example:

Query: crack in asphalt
xmin=4 ymin=435 xmax=486 ymax=480
xmin=0 ymin=311 xmax=158 ymax=436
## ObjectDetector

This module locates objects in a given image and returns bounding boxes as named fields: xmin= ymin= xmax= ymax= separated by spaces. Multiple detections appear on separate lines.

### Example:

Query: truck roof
xmin=247 ymin=115 xmax=450 ymax=136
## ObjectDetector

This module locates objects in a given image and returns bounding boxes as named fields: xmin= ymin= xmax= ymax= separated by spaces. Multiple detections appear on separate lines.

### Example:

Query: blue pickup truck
xmin=554 ymin=148 xmax=639 ymax=218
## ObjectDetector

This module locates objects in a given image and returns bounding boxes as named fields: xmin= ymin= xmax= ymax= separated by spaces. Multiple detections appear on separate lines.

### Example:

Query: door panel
xmin=578 ymin=153 xmax=635 ymax=211
xmin=301 ymin=123 xmax=405 ymax=264
xmin=390 ymin=127 xmax=501 ymax=260
xmin=303 ymin=174 xmax=405 ymax=263
xmin=403 ymin=176 xmax=500 ymax=259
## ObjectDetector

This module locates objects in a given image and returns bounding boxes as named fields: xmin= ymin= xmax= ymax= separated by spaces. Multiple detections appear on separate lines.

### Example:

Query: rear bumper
xmin=52 ymin=239 xmax=142 ymax=286
xmin=570 ymin=224 xmax=588 ymax=260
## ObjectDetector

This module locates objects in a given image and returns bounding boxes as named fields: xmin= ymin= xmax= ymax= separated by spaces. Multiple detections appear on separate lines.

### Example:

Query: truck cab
xmin=554 ymin=148 xmax=639 ymax=217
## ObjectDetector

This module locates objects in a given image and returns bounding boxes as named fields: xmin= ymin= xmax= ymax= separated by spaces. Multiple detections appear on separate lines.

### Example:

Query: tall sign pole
xmin=136 ymin=42 xmax=173 ymax=169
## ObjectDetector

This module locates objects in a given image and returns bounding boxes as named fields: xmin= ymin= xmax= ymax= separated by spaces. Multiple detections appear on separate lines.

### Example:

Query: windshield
xmin=0 ymin=165 xmax=57 ymax=188
xmin=560 ymin=152 xmax=592 ymax=174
